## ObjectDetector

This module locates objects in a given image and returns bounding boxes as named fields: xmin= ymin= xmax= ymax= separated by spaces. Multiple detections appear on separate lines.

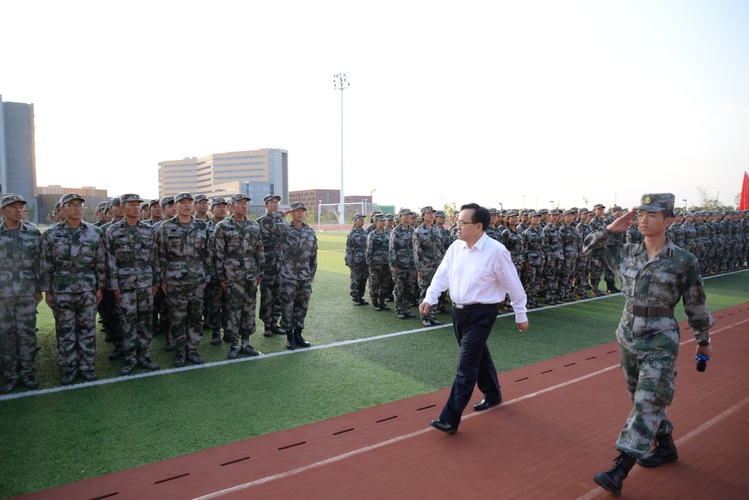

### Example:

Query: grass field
xmin=1 ymin=231 xmax=747 ymax=497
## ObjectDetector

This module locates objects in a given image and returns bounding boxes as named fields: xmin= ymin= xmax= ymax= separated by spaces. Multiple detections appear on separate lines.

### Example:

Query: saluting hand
xmin=607 ymin=210 xmax=636 ymax=233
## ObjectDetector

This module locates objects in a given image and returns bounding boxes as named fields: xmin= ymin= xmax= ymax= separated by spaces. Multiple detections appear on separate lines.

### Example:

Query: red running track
xmin=22 ymin=303 xmax=749 ymax=499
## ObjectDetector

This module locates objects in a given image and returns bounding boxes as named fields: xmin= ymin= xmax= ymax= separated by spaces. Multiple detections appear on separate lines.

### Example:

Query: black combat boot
xmin=637 ymin=434 xmax=678 ymax=468
xmin=286 ymin=331 xmax=296 ymax=350
xmin=294 ymin=328 xmax=311 ymax=348
xmin=593 ymin=452 xmax=636 ymax=497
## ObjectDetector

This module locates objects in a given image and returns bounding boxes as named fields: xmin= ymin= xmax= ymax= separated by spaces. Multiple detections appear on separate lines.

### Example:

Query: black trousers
xmin=439 ymin=303 xmax=502 ymax=428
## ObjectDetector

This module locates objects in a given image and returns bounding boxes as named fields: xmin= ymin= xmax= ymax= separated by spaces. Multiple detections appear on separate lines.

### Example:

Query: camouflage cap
xmin=611 ymin=205 xmax=623 ymax=212
xmin=636 ymin=193 xmax=675 ymax=213
xmin=60 ymin=193 xmax=85 ymax=206
xmin=398 ymin=208 xmax=411 ymax=216
xmin=263 ymin=194 xmax=281 ymax=204
xmin=230 ymin=193 xmax=250 ymax=204
xmin=173 ymin=192 xmax=193 ymax=203
xmin=0 ymin=193 xmax=27 ymax=208
xmin=149 ymin=199 xmax=160 ymax=207
xmin=506 ymin=209 xmax=519 ymax=217
xmin=385 ymin=214 xmax=395 ymax=221
xmin=435 ymin=210 xmax=446 ymax=218
xmin=579 ymin=207 xmax=589 ymax=214
xmin=211 ymin=196 xmax=229 ymax=206
xmin=193 ymin=194 xmax=208 ymax=202
xmin=120 ymin=193 xmax=143 ymax=204
xmin=538 ymin=208 xmax=549 ymax=214
xmin=109 ymin=196 xmax=121 ymax=206
xmin=421 ymin=206 xmax=436 ymax=215
xmin=96 ymin=201 xmax=109 ymax=212
xmin=593 ymin=203 xmax=605 ymax=210
xmin=549 ymin=209 xmax=560 ymax=215
xmin=290 ymin=202 xmax=307 ymax=211
xmin=569 ymin=207 xmax=578 ymax=212
xmin=530 ymin=211 xmax=540 ymax=217
xmin=375 ymin=214 xmax=387 ymax=221
xmin=563 ymin=209 xmax=574 ymax=216
xmin=489 ymin=207 xmax=498 ymax=215
xmin=139 ymin=200 xmax=150 ymax=209
xmin=353 ymin=213 xmax=365 ymax=221
xmin=159 ymin=196 xmax=175 ymax=208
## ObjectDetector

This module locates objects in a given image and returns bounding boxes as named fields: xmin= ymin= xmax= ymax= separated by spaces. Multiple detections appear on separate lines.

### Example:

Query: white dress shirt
xmin=424 ymin=232 xmax=528 ymax=323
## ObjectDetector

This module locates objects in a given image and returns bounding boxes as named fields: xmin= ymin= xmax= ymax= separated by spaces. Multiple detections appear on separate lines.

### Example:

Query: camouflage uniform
xmin=214 ymin=195 xmax=265 ymax=357
xmin=0 ymin=195 xmax=41 ymax=392
xmin=104 ymin=197 xmax=160 ymax=374
xmin=584 ymin=193 xmax=713 ymax=459
xmin=278 ymin=202 xmax=317 ymax=349
xmin=574 ymin=210 xmax=593 ymax=298
xmin=157 ymin=193 xmax=213 ymax=366
xmin=151 ymin=196 xmax=174 ymax=346
xmin=345 ymin=214 xmax=369 ymax=305
xmin=98 ymin=197 xmax=125 ymax=353
xmin=412 ymin=207 xmax=444 ymax=326
xmin=588 ymin=205 xmax=607 ymax=294
xmin=366 ymin=216 xmax=392 ymax=310
xmin=389 ymin=211 xmax=417 ymax=318
xmin=521 ymin=215 xmax=546 ymax=308
xmin=39 ymin=195 xmax=107 ymax=382
xmin=558 ymin=211 xmax=578 ymax=302
xmin=257 ymin=194 xmax=286 ymax=334
xmin=542 ymin=210 xmax=563 ymax=305
xmin=204 ymin=197 xmax=228 ymax=343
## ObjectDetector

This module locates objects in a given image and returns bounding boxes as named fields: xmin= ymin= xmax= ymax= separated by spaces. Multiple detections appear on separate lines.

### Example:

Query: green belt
xmin=626 ymin=303 xmax=674 ymax=318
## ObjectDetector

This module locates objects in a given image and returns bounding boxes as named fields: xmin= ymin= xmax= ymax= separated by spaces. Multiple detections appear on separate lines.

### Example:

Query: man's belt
xmin=452 ymin=302 xmax=499 ymax=310
xmin=57 ymin=266 xmax=94 ymax=272
xmin=626 ymin=303 xmax=674 ymax=318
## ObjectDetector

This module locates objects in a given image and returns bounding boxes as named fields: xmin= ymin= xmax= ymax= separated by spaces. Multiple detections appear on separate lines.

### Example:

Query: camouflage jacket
xmin=157 ymin=216 xmax=212 ymax=286
xmin=39 ymin=221 xmax=107 ymax=293
xmin=583 ymin=228 xmax=713 ymax=348
xmin=522 ymin=226 xmax=547 ymax=266
xmin=257 ymin=212 xmax=287 ymax=254
xmin=666 ymin=223 xmax=685 ymax=249
xmin=345 ymin=227 xmax=368 ymax=267
xmin=412 ymin=223 xmax=444 ymax=272
xmin=279 ymin=222 xmax=317 ymax=281
xmin=388 ymin=224 xmax=415 ymax=269
xmin=543 ymin=223 xmax=564 ymax=260
xmin=214 ymin=217 xmax=265 ymax=283
xmin=0 ymin=220 xmax=41 ymax=297
xmin=559 ymin=223 xmax=578 ymax=258
xmin=502 ymin=226 xmax=525 ymax=265
xmin=575 ymin=221 xmax=593 ymax=255
xmin=105 ymin=220 xmax=159 ymax=290
xmin=366 ymin=228 xmax=391 ymax=267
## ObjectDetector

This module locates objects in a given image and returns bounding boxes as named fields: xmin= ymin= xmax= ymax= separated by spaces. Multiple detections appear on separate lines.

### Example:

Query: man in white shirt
xmin=420 ymin=203 xmax=529 ymax=434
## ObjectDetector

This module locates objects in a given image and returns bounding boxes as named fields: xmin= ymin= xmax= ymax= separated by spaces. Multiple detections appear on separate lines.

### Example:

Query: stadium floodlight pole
xmin=683 ymin=199 xmax=687 ymax=211
xmin=333 ymin=72 xmax=350 ymax=225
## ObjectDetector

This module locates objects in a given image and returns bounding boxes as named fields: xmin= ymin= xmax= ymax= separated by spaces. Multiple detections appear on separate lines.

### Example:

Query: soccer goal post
xmin=317 ymin=201 xmax=372 ymax=230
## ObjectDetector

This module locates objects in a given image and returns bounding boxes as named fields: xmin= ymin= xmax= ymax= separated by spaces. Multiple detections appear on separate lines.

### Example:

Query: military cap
xmin=521 ymin=210 xmax=530 ymax=216
xmin=149 ymin=199 xmax=160 ymax=207
xmin=421 ymin=206 xmax=436 ymax=215
xmin=506 ymin=209 xmax=519 ymax=217
xmin=385 ymin=214 xmax=395 ymax=221
xmin=398 ymin=208 xmax=412 ymax=216
xmin=263 ymin=194 xmax=281 ymax=204
xmin=353 ymin=213 xmax=365 ymax=220
xmin=96 ymin=201 xmax=108 ymax=212
xmin=109 ymin=196 xmax=121 ymax=206
xmin=636 ymin=193 xmax=675 ymax=213
xmin=563 ymin=209 xmax=573 ymax=216
xmin=489 ymin=207 xmax=498 ymax=214
xmin=550 ymin=209 xmax=560 ymax=215
xmin=579 ymin=207 xmax=589 ymax=214
xmin=538 ymin=208 xmax=549 ymax=214
xmin=159 ymin=196 xmax=175 ymax=208
xmin=211 ymin=196 xmax=228 ymax=206
xmin=375 ymin=214 xmax=386 ymax=221
xmin=435 ymin=210 xmax=446 ymax=218
xmin=530 ymin=211 xmax=540 ymax=217
xmin=120 ymin=193 xmax=143 ymax=204
xmin=173 ymin=192 xmax=193 ymax=203
xmin=569 ymin=207 xmax=578 ymax=213
xmin=593 ymin=203 xmax=605 ymax=210
xmin=371 ymin=210 xmax=381 ymax=217
xmin=611 ymin=205 xmax=623 ymax=212
xmin=230 ymin=193 xmax=250 ymax=204
xmin=60 ymin=193 xmax=85 ymax=206
xmin=1 ymin=193 xmax=27 ymax=208
xmin=139 ymin=200 xmax=150 ymax=209
xmin=290 ymin=202 xmax=307 ymax=211
xmin=193 ymin=194 xmax=208 ymax=202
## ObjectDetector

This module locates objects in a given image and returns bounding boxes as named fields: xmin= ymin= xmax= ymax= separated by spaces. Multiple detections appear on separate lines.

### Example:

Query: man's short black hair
xmin=460 ymin=203 xmax=490 ymax=232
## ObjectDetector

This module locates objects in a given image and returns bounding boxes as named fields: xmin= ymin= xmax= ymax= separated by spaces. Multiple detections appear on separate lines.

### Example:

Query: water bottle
xmin=696 ymin=353 xmax=710 ymax=372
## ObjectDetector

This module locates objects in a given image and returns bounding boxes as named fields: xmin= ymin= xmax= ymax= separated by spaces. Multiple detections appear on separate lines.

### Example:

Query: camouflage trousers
xmin=588 ymin=259 xmax=604 ymax=291
xmin=523 ymin=262 xmax=544 ymax=299
xmin=418 ymin=267 xmax=437 ymax=320
xmin=573 ymin=258 xmax=589 ymax=296
xmin=153 ymin=289 xmax=171 ymax=340
xmin=167 ymin=284 xmax=205 ymax=356
xmin=616 ymin=342 xmax=677 ymax=458
xmin=543 ymin=258 xmax=562 ymax=301
xmin=559 ymin=254 xmax=577 ymax=299
xmin=348 ymin=262 xmax=369 ymax=300
xmin=116 ymin=288 xmax=154 ymax=363
xmin=0 ymin=295 xmax=37 ymax=381
xmin=98 ymin=289 xmax=122 ymax=347
xmin=52 ymin=291 xmax=97 ymax=373
xmin=393 ymin=268 xmax=417 ymax=315
xmin=259 ymin=259 xmax=282 ymax=327
xmin=203 ymin=280 xmax=225 ymax=333
xmin=368 ymin=265 xmax=392 ymax=305
xmin=279 ymin=278 xmax=312 ymax=333
xmin=224 ymin=280 xmax=259 ymax=345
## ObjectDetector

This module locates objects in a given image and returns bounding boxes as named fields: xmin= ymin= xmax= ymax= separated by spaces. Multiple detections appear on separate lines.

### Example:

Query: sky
xmin=2 ymin=0 xmax=749 ymax=212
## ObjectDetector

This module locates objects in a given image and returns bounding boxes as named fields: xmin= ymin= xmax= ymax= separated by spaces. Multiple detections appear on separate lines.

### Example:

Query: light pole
xmin=333 ymin=72 xmax=350 ymax=224
xmin=683 ymin=199 xmax=687 ymax=211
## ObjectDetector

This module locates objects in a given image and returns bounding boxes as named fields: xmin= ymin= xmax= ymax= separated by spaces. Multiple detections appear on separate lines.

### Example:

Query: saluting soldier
xmin=588 ymin=203 xmax=607 ymax=295
xmin=0 ymin=194 xmax=42 ymax=393
xmin=157 ymin=192 xmax=213 ymax=367
xmin=39 ymin=193 xmax=107 ymax=385
xmin=152 ymin=196 xmax=174 ymax=348
xmin=214 ymin=194 xmax=265 ymax=359
xmin=574 ymin=208 xmax=593 ymax=298
xmin=345 ymin=213 xmax=369 ymax=305
xmin=278 ymin=202 xmax=317 ymax=350
xmin=558 ymin=209 xmax=579 ymax=302
xmin=542 ymin=209 xmax=563 ymax=305
xmin=104 ymin=194 xmax=160 ymax=375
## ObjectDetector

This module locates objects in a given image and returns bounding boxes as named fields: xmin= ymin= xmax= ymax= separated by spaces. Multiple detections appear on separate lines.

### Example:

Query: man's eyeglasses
xmin=65 ymin=203 xmax=84 ymax=209
xmin=456 ymin=220 xmax=476 ymax=226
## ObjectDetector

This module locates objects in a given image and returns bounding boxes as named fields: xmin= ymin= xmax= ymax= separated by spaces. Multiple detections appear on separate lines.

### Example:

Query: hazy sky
xmin=3 ymin=0 xmax=748 ymax=211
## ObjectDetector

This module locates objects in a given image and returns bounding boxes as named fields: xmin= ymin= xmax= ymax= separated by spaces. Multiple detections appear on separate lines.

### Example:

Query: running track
xmin=22 ymin=303 xmax=749 ymax=499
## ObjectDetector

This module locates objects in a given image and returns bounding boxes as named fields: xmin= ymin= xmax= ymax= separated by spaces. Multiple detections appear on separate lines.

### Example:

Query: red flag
xmin=741 ymin=171 xmax=749 ymax=210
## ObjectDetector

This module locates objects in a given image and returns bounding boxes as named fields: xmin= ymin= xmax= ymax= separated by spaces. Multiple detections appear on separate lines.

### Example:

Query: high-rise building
xmin=158 ymin=148 xmax=288 ymax=206
xmin=0 ymin=95 xmax=38 ymax=222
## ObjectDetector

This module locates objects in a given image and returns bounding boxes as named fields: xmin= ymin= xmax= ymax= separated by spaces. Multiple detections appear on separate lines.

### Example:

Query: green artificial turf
xmin=0 ymin=229 xmax=746 ymax=497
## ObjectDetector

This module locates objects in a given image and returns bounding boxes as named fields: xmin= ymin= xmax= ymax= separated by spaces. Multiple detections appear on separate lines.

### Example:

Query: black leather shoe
xmin=430 ymin=419 xmax=457 ymax=435
xmin=271 ymin=324 xmax=285 ymax=335
xmin=174 ymin=357 xmax=186 ymax=368
xmin=294 ymin=334 xmax=311 ymax=348
xmin=473 ymin=398 xmax=502 ymax=411
xmin=139 ymin=358 xmax=160 ymax=371
xmin=21 ymin=374 xmax=39 ymax=390
xmin=108 ymin=348 xmax=125 ymax=360
xmin=61 ymin=371 xmax=78 ymax=385
xmin=240 ymin=345 xmax=261 ymax=356
xmin=80 ymin=370 xmax=98 ymax=382
xmin=187 ymin=352 xmax=204 ymax=365
xmin=119 ymin=360 xmax=138 ymax=376
xmin=210 ymin=333 xmax=222 ymax=345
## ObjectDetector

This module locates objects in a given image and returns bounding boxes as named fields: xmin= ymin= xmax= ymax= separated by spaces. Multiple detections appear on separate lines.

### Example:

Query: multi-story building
xmin=158 ymin=149 xmax=288 ymax=207
xmin=289 ymin=189 xmax=373 ymax=218
xmin=0 ymin=95 xmax=38 ymax=222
